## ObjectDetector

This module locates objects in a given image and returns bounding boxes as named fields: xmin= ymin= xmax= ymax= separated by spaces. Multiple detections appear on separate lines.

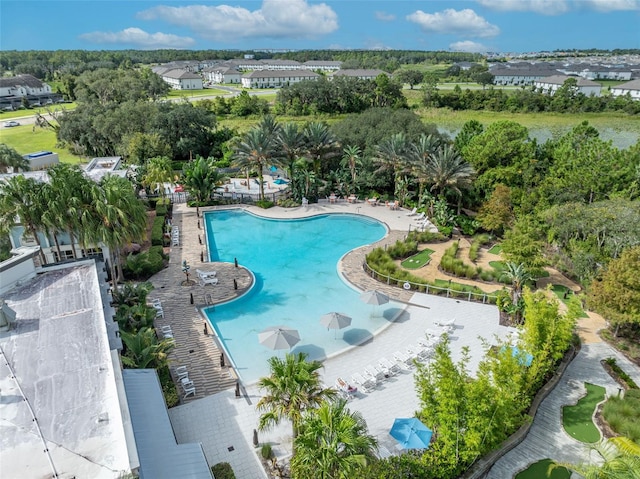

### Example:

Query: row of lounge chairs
xmin=171 ymin=226 xmax=180 ymax=247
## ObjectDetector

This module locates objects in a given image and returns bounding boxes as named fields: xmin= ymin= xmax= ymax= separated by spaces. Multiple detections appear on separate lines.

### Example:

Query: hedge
xmin=151 ymin=215 xmax=166 ymax=246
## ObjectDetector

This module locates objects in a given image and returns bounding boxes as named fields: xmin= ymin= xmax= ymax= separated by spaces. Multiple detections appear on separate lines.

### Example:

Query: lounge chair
xmin=351 ymin=372 xmax=375 ymax=393
xmin=378 ymin=357 xmax=401 ymax=376
xmin=182 ymin=380 xmax=196 ymax=398
xmin=413 ymin=212 xmax=426 ymax=221
xmin=160 ymin=325 xmax=173 ymax=339
xmin=199 ymin=276 xmax=219 ymax=286
xmin=196 ymin=269 xmax=217 ymax=279
xmin=405 ymin=207 xmax=417 ymax=216
xmin=393 ymin=350 xmax=414 ymax=367
xmin=365 ymin=365 xmax=387 ymax=382
xmin=335 ymin=377 xmax=357 ymax=399
xmin=175 ymin=365 xmax=189 ymax=380
xmin=436 ymin=318 xmax=456 ymax=332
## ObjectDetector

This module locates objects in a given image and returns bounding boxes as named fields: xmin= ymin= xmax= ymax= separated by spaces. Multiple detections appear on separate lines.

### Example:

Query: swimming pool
xmin=203 ymin=209 xmax=403 ymax=384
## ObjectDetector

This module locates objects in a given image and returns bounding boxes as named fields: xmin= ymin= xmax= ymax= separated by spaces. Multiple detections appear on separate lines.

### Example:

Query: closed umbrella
xmin=389 ymin=417 xmax=433 ymax=450
xmin=258 ymin=326 xmax=301 ymax=351
xmin=320 ymin=312 xmax=352 ymax=339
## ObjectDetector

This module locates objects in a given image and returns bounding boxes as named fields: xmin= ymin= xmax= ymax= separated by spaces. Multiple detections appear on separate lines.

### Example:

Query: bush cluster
xmin=387 ymin=239 xmax=418 ymax=259
xmin=440 ymin=238 xmax=501 ymax=282
xmin=211 ymin=462 xmax=236 ymax=479
xmin=123 ymin=245 xmax=167 ymax=279
xmin=468 ymin=233 xmax=492 ymax=262
xmin=151 ymin=216 xmax=166 ymax=246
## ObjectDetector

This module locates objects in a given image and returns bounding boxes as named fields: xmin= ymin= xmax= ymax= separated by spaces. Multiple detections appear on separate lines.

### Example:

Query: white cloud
xmin=79 ymin=27 xmax=195 ymax=48
xmin=375 ymin=11 xmax=396 ymax=21
xmin=449 ymin=40 xmax=490 ymax=53
xmin=476 ymin=0 xmax=570 ymax=15
xmin=407 ymin=9 xmax=499 ymax=37
xmin=580 ymin=0 xmax=640 ymax=11
xmin=137 ymin=0 xmax=338 ymax=41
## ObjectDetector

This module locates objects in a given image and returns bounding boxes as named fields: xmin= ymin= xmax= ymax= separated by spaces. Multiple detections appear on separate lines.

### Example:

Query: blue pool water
xmin=203 ymin=210 xmax=403 ymax=384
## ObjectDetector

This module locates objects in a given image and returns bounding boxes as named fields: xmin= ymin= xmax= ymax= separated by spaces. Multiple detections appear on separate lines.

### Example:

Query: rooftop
xmin=0 ymin=261 xmax=135 ymax=478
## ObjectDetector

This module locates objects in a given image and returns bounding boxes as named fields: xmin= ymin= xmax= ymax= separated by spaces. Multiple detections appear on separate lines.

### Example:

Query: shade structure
xmin=389 ymin=418 xmax=433 ymax=450
xmin=360 ymin=290 xmax=389 ymax=306
xmin=258 ymin=326 xmax=301 ymax=351
xmin=320 ymin=312 xmax=352 ymax=338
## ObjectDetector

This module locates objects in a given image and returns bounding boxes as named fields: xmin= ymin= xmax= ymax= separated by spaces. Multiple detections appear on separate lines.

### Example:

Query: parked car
xmin=3 ymin=120 xmax=20 ymax=127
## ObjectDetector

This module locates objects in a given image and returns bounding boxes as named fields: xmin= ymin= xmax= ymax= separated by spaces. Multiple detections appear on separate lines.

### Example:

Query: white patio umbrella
xmin=320 ymin=312 xmax=352 ymax=339
xmin=360 ymin=290 xmax=390 ymax=317
xmin=258 ymin=326 xmax=301 ymax=351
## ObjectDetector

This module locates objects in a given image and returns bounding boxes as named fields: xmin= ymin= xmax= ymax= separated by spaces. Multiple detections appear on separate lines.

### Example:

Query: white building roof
xmin=0 ymin=262 xmax=135 ymax=478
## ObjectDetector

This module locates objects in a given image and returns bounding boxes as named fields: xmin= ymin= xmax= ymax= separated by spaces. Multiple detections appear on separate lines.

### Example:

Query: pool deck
xmin=151 ymin=199 xmax=511 ymax=477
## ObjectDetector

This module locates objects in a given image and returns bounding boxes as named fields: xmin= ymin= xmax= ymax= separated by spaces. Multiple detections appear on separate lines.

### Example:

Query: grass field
xmin=0 ymin=125 xmax=83 ymax=164
xmin=166 ymin=88 xmax=227 ymax=98
xmin=562 ymin=382 xmax=605 ymax=443
xmin=0 ymin=103 xmax=77 ymax=121
xmin=401 ymin=248 xmax=434 ymax=269
xmin=487 ymin=244 xmax=502 ymax=255
xmin=514 ymin=459 xmax=570 ymax=479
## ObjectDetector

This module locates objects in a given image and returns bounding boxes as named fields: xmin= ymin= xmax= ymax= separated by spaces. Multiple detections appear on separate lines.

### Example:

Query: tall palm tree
xmin=256 ymin=352 xmax=336 ymax=440
xmin=291 ymin=399 xmax=378 ymax=479
xmin=92 ymin=175 xmax=147 ymax=286
xmin=142 ymin=156 xmax=174 ymax=197
xmin=0 ymin=143 xmax=29 ymax=173
xmin=0 ymin=175 xmax=47 ymax=264
xmin=500 ymin=262 xmax=533 ymax=325
xmin=341 ymin=145 xmax=362 ymax=185
xmin=181 ymin=156 xmax=227 ymax=203
xmin=303 ymin=122 xmax=340 ymax=177
xmin=409 ymin=134 xmax=441 ymax=200
xmin=276 ymin=122 xmax=305 ymax=192
xmin=374 ymin=133 xmax=412 ymax=195
xmin=233 ymin=119 xmax=280 ymax=201
xmin=426 ymin=145 xmax=475 ymax=214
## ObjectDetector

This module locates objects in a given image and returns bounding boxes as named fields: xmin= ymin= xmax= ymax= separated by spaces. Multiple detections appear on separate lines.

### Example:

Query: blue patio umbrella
xmin=389 ymin=417 xmax=433 ymax=450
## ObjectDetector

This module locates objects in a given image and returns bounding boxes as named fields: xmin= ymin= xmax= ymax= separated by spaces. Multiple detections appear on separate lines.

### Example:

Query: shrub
xmin=260 ymin=443 xmax=273 ymax=460
xmin=151 ymin=216 xmax=166 ymax=246
xmin=387 ymin=240 xmax=418 ymax=259
xmin=123 ymin=248 xmax=165 ymax=279
xmin=157 ymin=365 xmax=179 ymax=408
xmin=255 ymin=199 xmax=274 ymax=209
xmin=276 ymin=198 xmax=299 ymax=208
xmin=211 ymin=462 xmax=236 ymax=479
xmin=155 ymin=204 xmax=168 ymax=216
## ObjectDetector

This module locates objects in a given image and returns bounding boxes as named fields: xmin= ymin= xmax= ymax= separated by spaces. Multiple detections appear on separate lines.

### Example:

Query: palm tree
xmin=500 ymin=262 xmax=533 ymax=325
xmin=374 ymin=133 xmax=412 ymax=195
xmin=291 ymin=399 xmax=378 ymax=479
xmin=256 ymin=352 xmax=336 ymax=440
xmin=92 ymin=175 xmax=147 ymax=286
xmin=0 ymin=143 xmax=29 ymax=173
xmin=426 ymin=145 xmax=475 ymax=214
xmin=408 ymin=134 xmax=441 ymax=200
xmin=276 ymin=122 xmax=305 ymax=191
xmin=0 ymin=175 xmax=47 ymax=264
xmin=181 ymin=156 xmax=227 ymax=203
xmin=554 ymin=437 xmax=640 ymax=478
xmin=142 ymin=156 xmax=174 ymax=197
xmin=303 ymin=122 xmax=340 ymax=176
xmin=341 ymin=145 xmax=362 ymax=186
xmin=120 ymin=327 xmax=174 ymax=369
xmin=232 ymin=126 xmax=278 ymax=201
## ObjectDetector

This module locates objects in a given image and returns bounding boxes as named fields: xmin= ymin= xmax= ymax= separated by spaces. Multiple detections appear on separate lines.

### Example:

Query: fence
xmin=362 ymin=261 xmax=499 ymax=305
xmin=146 ymin=189 xmax=288 ymax=206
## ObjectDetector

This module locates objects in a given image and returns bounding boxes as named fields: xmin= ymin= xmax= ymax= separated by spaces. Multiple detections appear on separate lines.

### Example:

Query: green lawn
xmin=401 ymin=248 xmax=434 ymax=269
xmin=487 ymin=244 xmax=502 ymax=255
xmin=489 ymin=260 xmax=506 ymax=272
xmin=166 ymin=88 xmax=227 ymax=98
xmin=0 ymin=125 xmax=83 ymax=165
xmin=514 ymin=459 xmax=570 ymax=479
xmin=563 ymin=382 xmax=606 ymax=443
xmin=0 ymin=102 xmax=77 ymax=121
xmin=551 ymin=285 xmax=588 ymax=318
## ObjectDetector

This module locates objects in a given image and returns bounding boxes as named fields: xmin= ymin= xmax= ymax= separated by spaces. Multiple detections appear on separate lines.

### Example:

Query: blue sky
xmin=1 ymin=0 xmax=639 ymax=53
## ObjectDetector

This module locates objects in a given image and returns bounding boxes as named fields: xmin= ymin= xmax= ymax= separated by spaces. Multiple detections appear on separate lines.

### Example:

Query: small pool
xmin=203 ymin=210 xmax=403 ymax=384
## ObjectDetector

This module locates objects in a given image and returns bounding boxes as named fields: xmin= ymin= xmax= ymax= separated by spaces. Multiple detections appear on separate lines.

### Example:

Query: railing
xmin=362 ymin=261 xmax=499 ymax=304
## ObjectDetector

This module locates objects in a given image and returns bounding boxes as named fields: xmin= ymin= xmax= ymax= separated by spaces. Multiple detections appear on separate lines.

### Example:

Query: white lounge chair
xmin=335 ymin=377 xmax=357 ymax=399
xmin=405 ymin=207 xmax=417 ymax=216
xmin=365 ymin=365 xmax=387 ymax=382
xmin=413 ymin=212 xmax=426 ymax=221
xmin=393 ymin=350 xmax=414 ymax=367
xmin=351 ymin=372 xmax=375 ymax=393
xmin=436 ymin=318 xmax=456 ymax=332
xmin=182 ymin=380 xmax=196 ymax=398
xmin=160 ymin=325 xmax=173 ymax=338
xmin=199 ymin=276 xmax=219 ymax=286
xmin=196 ymin=269 xmax=217 ymax=279
xmin=175 ymin=365 xmax=189 ymax=380
xmin=378 ymin=357 xmax=401 ymax=376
